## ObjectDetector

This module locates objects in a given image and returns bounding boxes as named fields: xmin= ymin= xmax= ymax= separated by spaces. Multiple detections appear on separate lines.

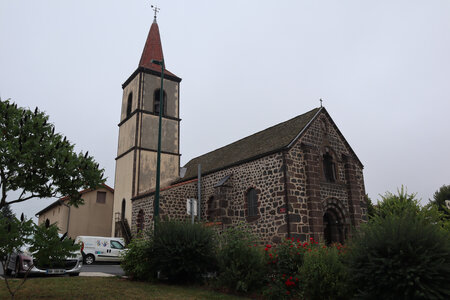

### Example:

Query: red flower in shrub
xmin=285 ymin=278 xmax=296 ymax=287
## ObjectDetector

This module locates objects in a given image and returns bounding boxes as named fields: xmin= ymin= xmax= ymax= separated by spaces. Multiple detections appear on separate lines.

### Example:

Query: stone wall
xmin=132 ymin=152 xmax=290 ymax=243
xmin=131 ymin=109 xmax=367 ymax=244
xmin=289 ymin=111 xmax=367 ymax=242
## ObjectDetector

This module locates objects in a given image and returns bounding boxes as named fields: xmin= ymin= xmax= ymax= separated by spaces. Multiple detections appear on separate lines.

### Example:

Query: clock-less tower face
xmin=112 ymin=18 xmax=181 ymax=236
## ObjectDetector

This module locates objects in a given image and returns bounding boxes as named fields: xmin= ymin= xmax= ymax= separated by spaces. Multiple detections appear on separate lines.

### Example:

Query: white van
xmin=75 ymin=236 xmax=126 ymax=265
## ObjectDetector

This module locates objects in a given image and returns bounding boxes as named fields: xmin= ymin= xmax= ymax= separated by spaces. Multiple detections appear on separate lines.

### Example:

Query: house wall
xmin=38 ymin=188 xmax=114 ymax=238
xmin=67 ymin=188 xmax=114 ymax=238
xmin=38 ymin=205 xmax=69 ymax=232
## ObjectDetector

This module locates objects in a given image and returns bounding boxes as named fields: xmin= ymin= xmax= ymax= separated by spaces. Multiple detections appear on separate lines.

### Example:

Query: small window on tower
xmin=126 ymin=92 xmax=133 ymax=118
xmin=154 ymin=89 xmax=167 ymax=116
xmin=96 ymin=191 xmax=106 ymax=204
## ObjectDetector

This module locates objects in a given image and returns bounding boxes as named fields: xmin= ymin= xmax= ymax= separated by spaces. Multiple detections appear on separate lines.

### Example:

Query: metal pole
xmin=191 ymin=199 xmax=194 ymax=224
xmin=153 ymin=59 xmax=165 ymax=227
xmin=197 ymin=164 xmax=201 ymax=221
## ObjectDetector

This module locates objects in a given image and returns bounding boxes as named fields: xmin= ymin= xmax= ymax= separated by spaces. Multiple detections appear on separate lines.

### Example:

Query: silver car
xmin=5 ymin=239 xmax=83 ymax=277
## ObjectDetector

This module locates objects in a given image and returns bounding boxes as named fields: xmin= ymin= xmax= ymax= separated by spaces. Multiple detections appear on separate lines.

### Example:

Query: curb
xmin=79 ymin=272 xmax=116 ymax=277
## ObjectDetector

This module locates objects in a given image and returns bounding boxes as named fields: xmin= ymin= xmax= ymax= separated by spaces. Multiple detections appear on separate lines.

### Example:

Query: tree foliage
xmin=430 ymin=184 xmax=450 ymax=215
xmin=364 ymin=194 xmax=376 ymax=220
xmin=30 ymin=222 xmax=80 ymax=268
xmin=374 ymin=186 xmax=420 ymax=219
xmin=216 ymin=223 xmax=266 ymax=293
xmin=0 ymin=203 xmax=14 ymax=220
xmin=0 ymin=216 xmax=80 ymax=299
xmin=347 ymin=189 xmax=450 ymax=299
xmin=148 ymin=220 xmax=217 ymax=283
xmin=0 ymin=98 xmax=105 ymax=209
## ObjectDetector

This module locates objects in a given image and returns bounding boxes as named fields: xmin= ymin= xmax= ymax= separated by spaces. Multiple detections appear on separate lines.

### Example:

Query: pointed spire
xmin=139 ymin=20 xmax=164 ymax=70
xmin=138 ymin=19 xmax=179 ymax=79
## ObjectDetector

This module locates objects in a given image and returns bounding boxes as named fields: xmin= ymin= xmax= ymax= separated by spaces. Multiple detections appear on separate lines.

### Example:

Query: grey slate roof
xmin=181 ymin=107 xmax=321 ymax=181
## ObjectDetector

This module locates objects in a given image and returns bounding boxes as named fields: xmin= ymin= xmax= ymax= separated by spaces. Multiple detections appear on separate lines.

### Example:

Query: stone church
xmin=112 ymin=16 xmax=367 ymax=244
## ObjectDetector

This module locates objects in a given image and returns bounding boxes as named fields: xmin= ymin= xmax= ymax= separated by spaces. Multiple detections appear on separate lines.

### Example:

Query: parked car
xmin=5 ymin=236 xmax=83 ymax=277
xmin=75 ymin=236 xmax=126 ymax=265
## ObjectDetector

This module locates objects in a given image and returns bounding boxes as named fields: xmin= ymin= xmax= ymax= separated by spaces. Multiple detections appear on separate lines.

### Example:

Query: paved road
xmin=80 ymin=263 xmax=125 ymax=276
xmin=1 ymin=262 xmax=125 ymax=277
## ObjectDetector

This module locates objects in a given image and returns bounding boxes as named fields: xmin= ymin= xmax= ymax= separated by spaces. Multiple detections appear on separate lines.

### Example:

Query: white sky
xmin=1 ymin=0 xmax=449 ymax=220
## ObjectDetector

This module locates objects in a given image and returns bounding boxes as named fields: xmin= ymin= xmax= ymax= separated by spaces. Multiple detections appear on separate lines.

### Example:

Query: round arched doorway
xmin=323 ymin=208 xmax=344 ymax=245
xmin=322 ymin=198 xmax=350 ymax=245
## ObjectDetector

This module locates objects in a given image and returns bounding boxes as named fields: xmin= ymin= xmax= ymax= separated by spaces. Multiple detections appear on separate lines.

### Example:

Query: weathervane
xmin=151 ymin=4 xmax=160 ymax=20
xmin=320 ymin=98 xmax=323 ymax=107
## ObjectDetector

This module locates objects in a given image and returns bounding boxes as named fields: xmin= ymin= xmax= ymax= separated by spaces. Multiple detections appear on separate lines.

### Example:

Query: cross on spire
xmin=151 ymin=5 xmax=160 ymax=21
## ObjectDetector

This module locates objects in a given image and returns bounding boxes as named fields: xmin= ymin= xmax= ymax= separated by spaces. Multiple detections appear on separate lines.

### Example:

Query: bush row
xmin=122 ymin=190 xmax=450 ymax=299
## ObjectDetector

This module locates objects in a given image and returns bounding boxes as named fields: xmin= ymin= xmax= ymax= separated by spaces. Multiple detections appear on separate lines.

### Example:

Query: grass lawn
xmin=0 ymin=276 xmax=248 ymax=299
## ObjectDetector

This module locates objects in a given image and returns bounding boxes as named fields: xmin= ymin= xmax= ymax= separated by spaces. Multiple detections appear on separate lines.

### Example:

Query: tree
xmin=364 ymin=194 xmax=375 ymax=220
xmin=430 ymin=184 xmax=450 ymax=215
xmin=0 ymin=98 xmax=105 ymax=209
xmin=427 ymin=185 xmax=450 ymax=233
xmin=0 ymin=216 xmax=79 ymax=300
xmin=0 ymin=214 xmax=33 ymax=299
xmin=374 ymin=186 xmax=421 ymax=219
xmin=0 ymin=203 xmax=14 ymax=220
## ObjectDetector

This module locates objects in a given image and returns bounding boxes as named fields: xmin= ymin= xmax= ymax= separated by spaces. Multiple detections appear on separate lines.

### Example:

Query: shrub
xmin=298 ymin=244 xmax=352 ymax=300
xmin=121 ymin=238 xmax=152 ymax=281
xmin=347 ymin=212 xmax=450 ymax=299
xmin=216 ymin=224 xmax=267 ymax=293
xmin=375 ymin=186 xmax=421 ymax=218
xmin=263 ymin=272 xmax=301 ymax=300
xmin=266 ymin=238 xmax=306 ymax=276
xmin=263 ymin=237 xmax=317 ymax=299
xmin=149 ymin=220 xmax=217 ymax=283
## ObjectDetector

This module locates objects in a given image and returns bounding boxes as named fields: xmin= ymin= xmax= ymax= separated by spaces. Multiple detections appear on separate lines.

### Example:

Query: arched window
xmin=121 ymin=199 xmax=126 ymax=221
xmin=137 ymin=209 xmax=145 ymax=232
xmin=247 ymin=188 xmax=258 ymax=217
xmin=323 ymin=153 xmax=336 ymax=182
xmin=126 ymin=92 xmax=133 ymax=118
xmin=153 ymin=89 xmax=167 ymax=116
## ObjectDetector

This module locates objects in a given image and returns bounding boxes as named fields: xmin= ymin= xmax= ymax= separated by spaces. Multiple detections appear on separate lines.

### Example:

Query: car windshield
xmin=110 ymin=240 xmax=124 ymax=249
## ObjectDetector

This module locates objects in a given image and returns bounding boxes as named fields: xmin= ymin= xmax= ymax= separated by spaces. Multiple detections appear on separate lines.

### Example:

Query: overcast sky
xmin=1 ymin=0 xmax=449 ymax=221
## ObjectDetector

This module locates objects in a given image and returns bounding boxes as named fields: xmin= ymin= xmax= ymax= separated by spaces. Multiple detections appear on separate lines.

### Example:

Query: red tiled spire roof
xmin=139 ymin=19 xmax=178 ymax=78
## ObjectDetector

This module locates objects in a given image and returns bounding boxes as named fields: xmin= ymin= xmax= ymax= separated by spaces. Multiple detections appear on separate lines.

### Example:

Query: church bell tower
xmin=112 ymin=14 xmax=181 ymax=237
